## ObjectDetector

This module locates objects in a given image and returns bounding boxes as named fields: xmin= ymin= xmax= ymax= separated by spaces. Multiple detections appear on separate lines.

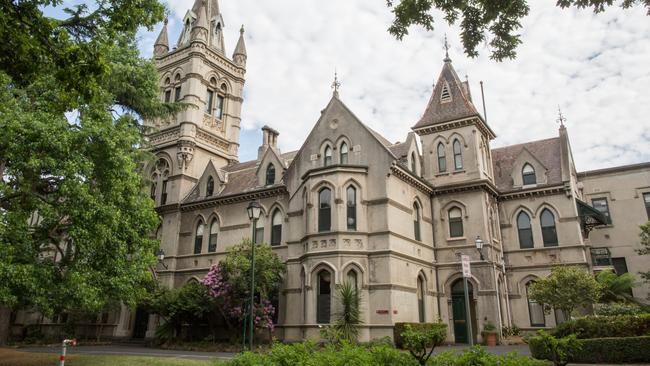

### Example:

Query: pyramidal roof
xmin=413 ymin=58 xmax=481 ymax=129
xmin=154 ymin=19 xmax=169 ymax=48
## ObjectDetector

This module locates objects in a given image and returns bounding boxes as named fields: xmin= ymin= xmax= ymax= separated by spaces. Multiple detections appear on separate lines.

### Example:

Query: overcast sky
xmin=137 ymin=0 xmax=650 ymax=171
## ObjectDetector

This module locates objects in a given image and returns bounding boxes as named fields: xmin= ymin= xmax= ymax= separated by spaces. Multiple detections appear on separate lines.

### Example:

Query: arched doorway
xmin=451 ymin=279 xmax=477 ymax=344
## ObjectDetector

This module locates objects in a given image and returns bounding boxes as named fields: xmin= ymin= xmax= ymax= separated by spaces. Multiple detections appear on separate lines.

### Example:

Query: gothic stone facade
xmin=12 ymin=0 xmax=650 ymax=343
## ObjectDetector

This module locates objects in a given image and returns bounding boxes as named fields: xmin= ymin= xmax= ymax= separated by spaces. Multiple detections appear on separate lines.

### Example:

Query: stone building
xmin=10 ymin=0 xmax=650 ymax=344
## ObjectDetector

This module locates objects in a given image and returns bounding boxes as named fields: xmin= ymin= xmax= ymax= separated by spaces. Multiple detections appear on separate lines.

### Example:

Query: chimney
xmin=258 ymin=125 xmax=280 ymax=159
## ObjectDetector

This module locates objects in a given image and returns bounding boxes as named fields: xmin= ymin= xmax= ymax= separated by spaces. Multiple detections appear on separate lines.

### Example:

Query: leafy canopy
xmin=596 ymin=269 xmax=637 ymax=303
xmin=0 ymin=0 xmax=177 ymax=324
xmin=385 ymin=0 xmax=650 ymax=61
xmin=528 ymin=266 xmax=601 ymax=318
xmin=400 ymin=322 xmax=447 ymax=365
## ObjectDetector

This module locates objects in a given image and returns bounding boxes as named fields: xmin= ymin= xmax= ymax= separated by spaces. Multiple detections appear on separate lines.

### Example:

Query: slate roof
xmin=413 ymin=60 xmax=481 ymax=129
xmin=388 ymin=141 xmax=410 ymax=159
xmin=491 ymin=137 xmax=563 ymax=191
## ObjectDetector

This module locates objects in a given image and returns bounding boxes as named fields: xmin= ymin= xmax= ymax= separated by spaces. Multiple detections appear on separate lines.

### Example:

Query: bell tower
xmin=145 ymin=0 xmax=247 ymax=206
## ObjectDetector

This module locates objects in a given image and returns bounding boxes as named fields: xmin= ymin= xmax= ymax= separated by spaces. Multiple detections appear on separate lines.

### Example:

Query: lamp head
xmin=155 ymin=248 xmax=165 ymax=261
xmin=247 ymin=201 xmax=262 ymax=221
xmin=475 ymin=235 xmax=484 ymax=250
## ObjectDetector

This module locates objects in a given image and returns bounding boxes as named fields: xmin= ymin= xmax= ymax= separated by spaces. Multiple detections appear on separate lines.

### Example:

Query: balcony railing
xmin=591 ymin=247 xmax=612 ymax=267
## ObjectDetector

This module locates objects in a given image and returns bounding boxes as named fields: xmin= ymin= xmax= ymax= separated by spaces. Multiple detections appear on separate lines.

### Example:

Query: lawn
xmin=0 ymin=348 xmax=213 ymax=366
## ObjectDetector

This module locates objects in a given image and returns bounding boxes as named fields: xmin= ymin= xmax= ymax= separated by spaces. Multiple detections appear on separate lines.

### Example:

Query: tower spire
xmin=233 ymin=25 xmax=247 ymax=67
xmin=191 ymin=0 xmax=209 ymax=42
xmin=154 ymin=18 xmax=169 ymax=57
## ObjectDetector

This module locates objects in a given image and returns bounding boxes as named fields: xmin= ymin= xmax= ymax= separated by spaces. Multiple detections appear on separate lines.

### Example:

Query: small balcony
xmin=590 ymin=247 xmax=613 ymax=269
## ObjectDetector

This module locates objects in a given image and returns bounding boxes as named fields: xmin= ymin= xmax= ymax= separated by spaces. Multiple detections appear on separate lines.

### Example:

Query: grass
xmin=0 ymin=348 xmax=213 ymax=366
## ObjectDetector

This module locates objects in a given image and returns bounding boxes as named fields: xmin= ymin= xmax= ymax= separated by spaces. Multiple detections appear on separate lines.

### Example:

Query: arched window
xmin=522 ymin=164 xmax=536 ymax=185
xmin=316 ymin=270 xmax=332 ymax=323
xmin=206 ymin=176 xmax=214 ymax=196
xmin=194 ymin=221 xmax=204 ymax=254
xmin=161 ymin=179 xmax=168 ymax=205
xmin=346 ymin=269 xmax=358 ymax=290
xmin=265 ymin=164 xmax=276 ymax=186
xmin=340 ymin=142 xmax=349 ymax=164
xmin=324 ymin=146 xmax=332 ymax=166
xmin=271 ymin=209 xmax=282 ymax=246
xmin=205 ymin=89 xmax=214 ymax=114
xmin=526 ymin=281 xmax=545 ymax=327
xmin=413 ymin=202 xmax=421 ymax=241
xmin=448 ymin=207 xmax=463 ymax=238
xmin=208 ymin=219 xmax=219 ymax=252
xmin=540 ymin=209 xmax=558 ymax=247
xmin=150 ymin=174 xmax=158 ymax=201
xmin=410 ymin=152 xmax=417 ymax=173
xmin=255 ymin=214 xmax=265 ymax=245
xmin=318 ymin=188 xmax=331 ymax=232
xmin=453 ymin=139 xmax=463 ymax=170
xmin=517 ymin=212 xmax=533 ymax=248
xmin=150 ymin=159 xmax=170 ymax=206
xmin=346 ymin=186 xmax=357 ymax=231
xmin=437 ymin=142 xmax=446 ymax=172
xmin=417 ymin=276 xmax=425 ymax=323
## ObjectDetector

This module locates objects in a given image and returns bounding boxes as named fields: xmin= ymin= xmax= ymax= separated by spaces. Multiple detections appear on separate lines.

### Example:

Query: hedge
xmin=529 ymin=336 xmax=650 ymax=364
xmin=393 ymin=322 xmax=447 ymax=349
xmin=553 ymin=314 xmax=650 ymax=339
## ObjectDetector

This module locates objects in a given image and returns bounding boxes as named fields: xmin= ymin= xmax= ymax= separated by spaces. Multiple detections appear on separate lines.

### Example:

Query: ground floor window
xmin=527 ymin=282 xmax=545 ymax=327
xmin=316 ymin=270 xmax=331 ymax=323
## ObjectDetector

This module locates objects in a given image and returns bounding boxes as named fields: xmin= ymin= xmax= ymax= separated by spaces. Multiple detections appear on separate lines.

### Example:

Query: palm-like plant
xmin=335 ymin=281 xmax=362 ymax=342
xmin=596 ymin=269 xmax=637 ymax=303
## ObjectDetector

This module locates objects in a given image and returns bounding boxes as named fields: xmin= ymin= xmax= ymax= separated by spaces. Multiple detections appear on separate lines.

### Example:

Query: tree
xmin=400 ymin=323 xmax=447 ymax=366
xmin=637 ymin=222 xmax=650 ymax=289
xmin=385 ymin=0 xmax=650 ymax=61
xmin=334 ymin=280 xmax=362 ymax=343
xmin=202 ymin=240 xmax=286 ymax=336
xmin=596 ymin=269 xmax=637 ymax=303
xmin=528 ymin=266 xmax=601 ymax=320
xmin=0 ymin=0 xmax=176 ymax=345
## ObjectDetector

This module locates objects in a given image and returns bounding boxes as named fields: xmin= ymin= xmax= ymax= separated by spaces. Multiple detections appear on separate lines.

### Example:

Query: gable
xmin=182 ymin=160 xmax=227 ymax=203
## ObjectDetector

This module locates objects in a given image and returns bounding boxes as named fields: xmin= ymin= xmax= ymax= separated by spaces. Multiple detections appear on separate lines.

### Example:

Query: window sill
xmin=447 ymin=237 xmax=466 ymax=242
xmin=452 ymin=170 xmax=466 ymax=175
xmin=435 ymin=172 xmax=450 ymax=177
xmin=595 ymin=224 xmax=614 ymax=229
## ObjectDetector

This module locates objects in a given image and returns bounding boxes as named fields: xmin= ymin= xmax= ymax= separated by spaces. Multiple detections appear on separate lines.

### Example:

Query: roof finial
xmin=443 ymin=34 xmax=451 ymax=62
xmin=331 ymin=69 xmax=341 ymax=98
xmin=240 ymin=24 xmax=245 ymax=34
xmin=164 ymin=17 xmax=168 ymax=25
xmin=556 ymin=105 xmax=567 ymax=127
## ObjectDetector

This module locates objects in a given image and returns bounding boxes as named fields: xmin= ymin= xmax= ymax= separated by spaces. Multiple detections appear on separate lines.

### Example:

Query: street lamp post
xmin=474 ymin=236 xmax=484 ymax=260
xmin=246 ymin=201 xmax=262 ymax=351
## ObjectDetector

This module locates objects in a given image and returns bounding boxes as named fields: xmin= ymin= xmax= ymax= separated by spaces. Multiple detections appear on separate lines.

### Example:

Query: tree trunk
xmin=0 ymin=306 xmax=11 ymax=345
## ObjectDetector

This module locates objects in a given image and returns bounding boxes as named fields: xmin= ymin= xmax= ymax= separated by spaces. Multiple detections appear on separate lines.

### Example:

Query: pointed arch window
xmin=340 ymin=143 xmax=349 ymax=164
xmin=324 ymin=146 xmax=332 ymax=167
xmin=346 ymin=186 xmax=357 ymax=231
xmin=448 ymin=207 xmax=463 ymax=238
xmin=206 ymin=176 xmax=215 ymax=196
xmin=215 ymin=95 xmax=224 ymax=119
xmin=316 ymin=270 xmax=332 ymax=323
xmin=437 ymin=142 xmax=447 ymax=173
xmin=417 ymin=276 xmax=425 ymax=323
xmin=208 ymin=219 xmax=219 ymax=252
xmin=194 ymin=221 xmax=204 ymax=254
xmin=522 ymin=164 xmax=536 ymax=185
xmin=271 ymin=209 xmax=282 ymax=246
xmin=205 ymin=89 xmax=214 ymax=114
xmin=265 ymin=164 xmax=276 ymax=186
xmin=150 ymin=174 xmax=158 ymax=201
xmin=413 ymin=202 xmax=422 ymax=241
xmin=318 ymin=188 xmax=332 ymax=232
xmin=453 ymin=139 xmax=463 ymax=170
xmin=151 ymin=159 xmax=170 ymax=206
xmin=527 ymin=281 xmax=545 ymax=327
xmin=540 ymin=209 xmax=558 ymax=247
xmin=255 ymin=215 xmax=265 ymax=245
xmin=517 ymin=212 xmax=534 ymax=249
xmin=161 ymin=179 xmax=168 ymax=205
xmin=347 ymin=270 xmax=358 ymax=290
xmin=410 ymin=152 xmax=417 ymax=173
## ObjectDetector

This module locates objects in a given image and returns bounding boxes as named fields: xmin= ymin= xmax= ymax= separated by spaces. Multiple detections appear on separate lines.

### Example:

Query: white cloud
xmin=140 ymin=0 xmax=650 ymax=170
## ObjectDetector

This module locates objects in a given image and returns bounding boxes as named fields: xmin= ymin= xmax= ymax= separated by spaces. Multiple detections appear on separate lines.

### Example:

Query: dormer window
xmin=206 ymin=176 xmax=214 ymax=196
xmin=265 ymin=164 xmax=276 ymax=186
xmin=440 ymin=81 xmax=452 ymax=102
xmin=522 ymin=164 xmax=536 ymax=185
xmin=324 ymin=146 xmax=332 ymax=166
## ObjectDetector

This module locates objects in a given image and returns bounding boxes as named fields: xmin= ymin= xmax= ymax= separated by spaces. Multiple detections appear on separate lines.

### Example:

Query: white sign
xmin=461 ymin=255 xmax=471 ymax=278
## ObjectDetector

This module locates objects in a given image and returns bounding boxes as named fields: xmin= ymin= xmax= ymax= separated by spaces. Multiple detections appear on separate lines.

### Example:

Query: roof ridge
xmin=492 ymin=136 xmax=560 ymax=152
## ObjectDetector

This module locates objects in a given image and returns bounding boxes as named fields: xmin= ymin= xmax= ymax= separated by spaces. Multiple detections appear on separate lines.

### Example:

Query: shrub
xmin=394 ymin=322 xmax=447 ymax=349
xmin=594 ymin=302 xmax=646 ymax=316
xmin=553 ymin=314 xmax=650 ymax=338
xmin=502 ymin=325 xmax=521 ymax=338
xmin=529 ymin=335 xmax=650 ymax=364
xmin=400 ymin=323 xmax=447 ymax=365
xmin=526 ymin=331 xmax=581 ymax=366
xmin=431 ymin=346 xmax=547 ymax=366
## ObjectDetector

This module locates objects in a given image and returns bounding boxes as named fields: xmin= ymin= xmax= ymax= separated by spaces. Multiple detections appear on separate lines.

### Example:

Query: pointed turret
xmin=232 ymin=25 xmax=247 ymax=67
xmin=412 ymin=56 xmax=481 ymax=130
xmin=154 ymin=18 xmax=169 ymax=58
xmin=190 ymin=0 xmax=209 ymax=43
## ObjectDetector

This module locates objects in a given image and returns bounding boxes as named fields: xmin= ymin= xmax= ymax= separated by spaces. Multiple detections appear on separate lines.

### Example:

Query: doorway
xmin=132 ymin=307 xmax=149 ymax=339
xmin=451 ymin=279 xmax=477 ymax=344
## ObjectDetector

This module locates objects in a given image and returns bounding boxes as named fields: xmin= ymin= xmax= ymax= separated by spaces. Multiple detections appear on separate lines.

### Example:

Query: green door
xmin=452 ymin=294 xmax=468 ymax=343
